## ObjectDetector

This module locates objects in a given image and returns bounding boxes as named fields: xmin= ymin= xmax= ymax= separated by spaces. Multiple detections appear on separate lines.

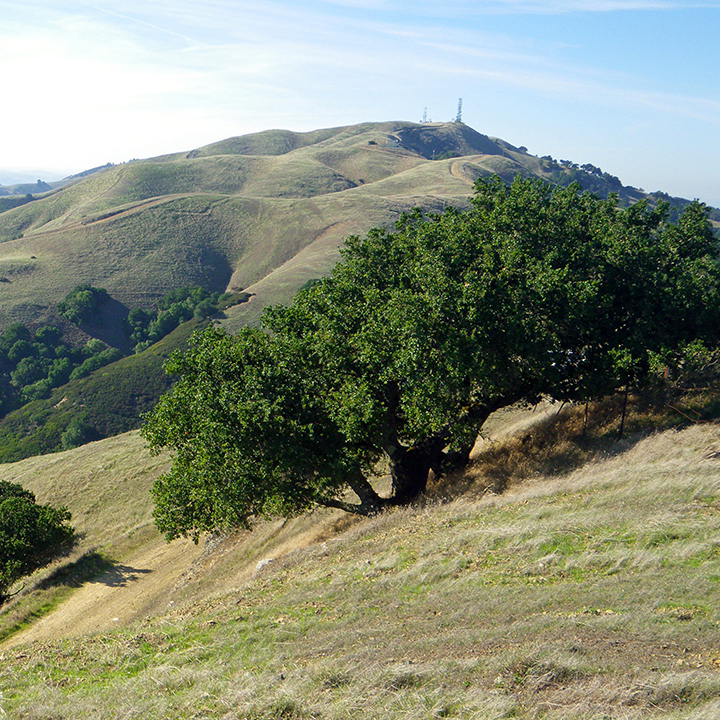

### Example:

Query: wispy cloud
xmin=0 ymin=0 xmax=718 ymax=204
xmin=448 ymin=0 xmax=720 ymax=12
xmin=308 ymin=0 xmax=720 ymax=13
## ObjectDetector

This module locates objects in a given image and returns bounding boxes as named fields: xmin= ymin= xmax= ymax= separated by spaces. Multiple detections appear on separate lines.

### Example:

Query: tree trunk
xmin=386 ymin=436 xmax=447 ymax=505
xmin=383 ymin=402 xmax=501 ymax=506
xmin=320 ymin=471 xmax=384 ymax=516
xmin=618 ymin=386 xmax=629 ymax=439
xmin=347 ymin=473 xmax=384 ymax=515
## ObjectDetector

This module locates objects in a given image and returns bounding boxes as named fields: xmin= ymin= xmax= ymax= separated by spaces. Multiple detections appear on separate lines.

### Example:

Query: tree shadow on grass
xmin=0 ymin=551 xmax=157 ymax=643
xmin=434 ymin=395 xmax=676 ymax=500
xmin=36 ymin=551 xmax=152 ymax=592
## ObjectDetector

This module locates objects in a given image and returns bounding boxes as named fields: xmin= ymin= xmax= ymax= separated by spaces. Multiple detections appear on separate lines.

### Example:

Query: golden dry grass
xmin=2 ymin=401 xmax=720 ymax=717
xmin=0 ymin=120 xmax=648 ymax=334
xmin=0 ymin=122 xmax=485 ymax=331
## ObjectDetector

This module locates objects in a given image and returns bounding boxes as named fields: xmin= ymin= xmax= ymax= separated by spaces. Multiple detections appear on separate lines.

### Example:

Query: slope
xmin=0 ymin=122 xmax=485 ymax=329
xmin=0 ymin=120 xmax=699 ymax=335
xmin=0 ymin=316 xmax=206 ymax=463
xmin=3 ymin=404 xmax=720 ymax=718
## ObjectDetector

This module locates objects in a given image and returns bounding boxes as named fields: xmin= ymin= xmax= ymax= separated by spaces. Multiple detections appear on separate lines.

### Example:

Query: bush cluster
xmin=0 ymin=287 xmax=250 ymax=461
xmin=0 ymin=323 xmax=121 ymax=416
xmin=57 ymin=285 xmax=110 ymax=325
xmin=125 ymin=287 xmax=233 ymax=352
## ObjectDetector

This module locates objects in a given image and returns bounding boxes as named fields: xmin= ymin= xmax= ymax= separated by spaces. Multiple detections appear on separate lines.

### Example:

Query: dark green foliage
xmin=145 ymin=327 xmax=361 ymax=539
xmin=0 ymin=286 xmax=247 ymax=438
xmin=0 ymin=318 xmax=204 ymax=463
xmin=543 ymin=158 xmax=626 ymax=198
xmin=0 ymin=322 xmax=118 ymax=419
xmin=34 ymin=326 xmax=61 ymax=345
xmin=0 ymin=481 xmax=75 ymax=601
xmin=0 ymin=288 xmax=250 ymax=461
xmin=57 ymin=285 xmax=110 ymax=325
xmin=144 ymin=178 xmax=720 ymax=540
xmin=125 ymin=287 xmax=234 ymax=352
xmin=125 ymin=308 xmax=154 ymax=349
xmin=69 ymin=347 xmax=123 ymax=381
xmin=1 ymin=323 xmax=31 ymax=350
xmin=61 ymin=416 xmax=98 ymax=450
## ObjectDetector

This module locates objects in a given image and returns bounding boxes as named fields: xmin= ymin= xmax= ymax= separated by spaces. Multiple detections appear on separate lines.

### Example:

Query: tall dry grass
xmin=3 ymin=396 xmax=720 ymax=718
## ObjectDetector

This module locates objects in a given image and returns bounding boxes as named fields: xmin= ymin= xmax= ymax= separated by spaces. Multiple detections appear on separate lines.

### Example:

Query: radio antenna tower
xmin=422 ymin=107 xmax=428 ymax=123
xmin=455 ymin=98 xmax=463 ymax=123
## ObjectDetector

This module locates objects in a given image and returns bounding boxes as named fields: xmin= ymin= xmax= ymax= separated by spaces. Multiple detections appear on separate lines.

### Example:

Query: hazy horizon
xmin=2 ymin=1 xmax=719 ymax=205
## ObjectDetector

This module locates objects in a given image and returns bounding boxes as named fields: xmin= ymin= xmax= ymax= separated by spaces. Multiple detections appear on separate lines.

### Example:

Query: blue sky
xmin=1 ymin=0 xmax=718 ymax=205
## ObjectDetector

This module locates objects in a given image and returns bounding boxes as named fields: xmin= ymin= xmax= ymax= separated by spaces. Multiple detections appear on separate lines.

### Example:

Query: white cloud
xmin=301 ymin=0 xmax=720 ymax=13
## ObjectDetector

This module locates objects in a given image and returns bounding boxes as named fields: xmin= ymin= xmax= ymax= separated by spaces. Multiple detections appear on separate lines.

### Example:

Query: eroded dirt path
xmin=1 ymin=509 xmax=347 ymax=648
xmin=2 ymin=537 xmax=204 ymax=648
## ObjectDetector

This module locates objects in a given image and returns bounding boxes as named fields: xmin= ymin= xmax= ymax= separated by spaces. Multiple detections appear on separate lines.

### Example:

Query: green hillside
xmin=0 ymin=119 xmax=716 ymax=461
xmin=0 ymin=318 xmax=202 ymax=463
xmin=2 ymin=403 xmax=720 ymax=718
xmin=0 ymin=121 xmax=706 ymax=335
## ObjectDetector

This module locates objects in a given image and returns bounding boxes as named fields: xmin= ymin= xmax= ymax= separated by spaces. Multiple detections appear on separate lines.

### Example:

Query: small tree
xmin=142 ymin=178 xmax=720 ymax=540
xmin=57 ymin=285 xmax=109 ymax=325
xmin=0 ymin=481 xmax=75 ymax=602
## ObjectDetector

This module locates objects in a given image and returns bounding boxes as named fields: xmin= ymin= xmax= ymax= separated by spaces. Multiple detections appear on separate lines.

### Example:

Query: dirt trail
xmin=1 ymin=404 xmax=551 ymax=649
xmin=2 ymin=537 xmax=204 ymax=648
xmin=1 ymin=509 xmax=346 ymax=649
xmin=449 ymin=156 xmax=488 ymax=184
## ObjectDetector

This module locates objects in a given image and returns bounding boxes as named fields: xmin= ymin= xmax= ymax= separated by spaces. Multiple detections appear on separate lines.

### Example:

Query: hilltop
xmin=0 ymin=121 xmax=502 ymax=332
xmin=0 ymin=121 xmax=709 ymax=335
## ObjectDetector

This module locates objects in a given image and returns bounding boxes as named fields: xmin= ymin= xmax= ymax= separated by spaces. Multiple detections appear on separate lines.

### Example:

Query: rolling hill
xmin=0 ymin=120 xmax=707 ymax=335
xmin=0 ymin=119 xmax=717 ymax=465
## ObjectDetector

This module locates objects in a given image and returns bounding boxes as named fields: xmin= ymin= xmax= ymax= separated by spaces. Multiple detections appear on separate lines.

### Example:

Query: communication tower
xmin=455 ymin=98 xmax=463 ymax=123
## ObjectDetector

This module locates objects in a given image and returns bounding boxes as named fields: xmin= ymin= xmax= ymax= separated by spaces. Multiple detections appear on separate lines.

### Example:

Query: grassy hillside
xmin=0 ymin=119 xmax=715 ymax=464
xmin=0 ymin=123 xmax=463 ymax=328
xmin=0 ymin=316 xmax=208 ymax=463
xmin=3 ymin=402 xmax=720 ymax=718
xmin=0 ymin=121 xmax=707 ymax=335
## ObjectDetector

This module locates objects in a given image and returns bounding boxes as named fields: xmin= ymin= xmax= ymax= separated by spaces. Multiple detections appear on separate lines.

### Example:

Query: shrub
xmin=0 ymin=481 xmax=75 ymax=601
xmin=57 ymin=285 xmax=109 ymax=325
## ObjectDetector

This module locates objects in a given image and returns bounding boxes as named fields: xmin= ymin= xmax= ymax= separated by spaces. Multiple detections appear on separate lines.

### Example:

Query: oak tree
xmin=0 ymin=481 xmax=75 ymax=602
xmin=142 ymin=178 xmax=720 ymax=539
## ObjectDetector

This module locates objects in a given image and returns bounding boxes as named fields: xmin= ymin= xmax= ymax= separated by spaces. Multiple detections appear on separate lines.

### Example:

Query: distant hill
xmin=0 ymin=170 xmax=66 ymax=188
xmin=0 ymin=121 xmax=712 ymax=336
xmin=0 ymin=121 xmax=716 ymax=462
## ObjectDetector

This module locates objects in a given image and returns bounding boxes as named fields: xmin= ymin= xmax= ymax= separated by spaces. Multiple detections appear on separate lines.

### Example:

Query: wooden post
xmin=618 ymin=387 xmax=629 ymax=440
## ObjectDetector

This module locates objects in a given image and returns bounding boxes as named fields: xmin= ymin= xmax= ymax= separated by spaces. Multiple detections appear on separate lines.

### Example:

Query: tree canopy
xmin=142 ymin=178 xmax=720 ymax=540
xmin=0 ymin=481 xmax=75 ymax=602
xmin=57 ymin=284 xmax=110 ymax=325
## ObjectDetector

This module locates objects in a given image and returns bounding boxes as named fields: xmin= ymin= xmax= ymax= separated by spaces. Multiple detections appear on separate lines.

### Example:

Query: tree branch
xmin=317 ymin=471 xmax=384 ymax=516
